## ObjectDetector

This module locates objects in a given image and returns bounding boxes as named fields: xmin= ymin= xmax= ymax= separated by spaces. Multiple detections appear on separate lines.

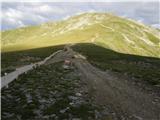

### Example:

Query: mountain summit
xmin=2 ymin=13 xmax=160 ymax=57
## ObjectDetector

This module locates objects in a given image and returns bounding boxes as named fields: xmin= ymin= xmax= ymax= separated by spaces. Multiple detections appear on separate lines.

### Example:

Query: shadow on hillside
xmin=1 ymin=45 xmax=64 ymax=76
xmin=72 ymin=43 xmax=160 ymax=85
xmin=1 ymin=43 xmax=160 ymax=85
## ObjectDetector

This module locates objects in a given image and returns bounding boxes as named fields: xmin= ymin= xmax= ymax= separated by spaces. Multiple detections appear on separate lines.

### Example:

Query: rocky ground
xmin=2 ymin=62 xmax=110 ymax=120
xmin=2 ymin=46 xmax=160 ymax=120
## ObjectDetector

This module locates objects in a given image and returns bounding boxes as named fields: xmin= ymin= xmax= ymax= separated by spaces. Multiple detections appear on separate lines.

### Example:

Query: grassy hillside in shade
xmin=72 ymin=43 xmax=160 ymax=85
xmin=1 ymin=12 xmax=160 ymax=57
xmin=2 ymin=62 xmax=103 ymax=120
xmin=1 ymin=45 xmax=64 ymax=75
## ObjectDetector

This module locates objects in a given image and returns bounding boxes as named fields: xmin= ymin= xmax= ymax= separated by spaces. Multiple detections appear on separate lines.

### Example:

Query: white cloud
xmin=1 ymin=2 xmax=159 ymax=30
xmin=30 ymin=4 xmax=66 ymax=14
xmin=2 ymin=3 xmax=60 ymax=30
xmin=63 ymin=15 xmax=71 ymax=20
xmin=17 ymin=20 xmax=26 ymax=27
xmin=137 ymin=19 xmax=144 ymax=23
xmin=38 ymin=5 xmax=53 ymax=12
xmin=152 ymin=24 xmax=160 ymax=29
xmin=2 ymin=8 xmax=23 ymax=19
xmin=2 ymin=17 xmax=26 ymax=29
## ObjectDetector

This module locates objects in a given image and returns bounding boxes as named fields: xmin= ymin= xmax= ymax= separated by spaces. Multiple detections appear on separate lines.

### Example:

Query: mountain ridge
xmin=1 ymin=12 xmax=160 ymax=58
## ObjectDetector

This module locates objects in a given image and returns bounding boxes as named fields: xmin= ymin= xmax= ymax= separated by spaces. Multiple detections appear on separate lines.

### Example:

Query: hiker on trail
xmin=63 ymin=59 xmax=73 ymax=69
xmin=63 ymin=46 xmax=68 ymax=51
xmin=64 ymin=59 xmax=71 ymax=65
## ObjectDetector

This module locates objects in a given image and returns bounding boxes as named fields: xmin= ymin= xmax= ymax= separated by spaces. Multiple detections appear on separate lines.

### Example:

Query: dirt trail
xmin=46 ymin=46 xmax=160 ymax=120
xmin=74 ymin=58 xmax=160 ymax=120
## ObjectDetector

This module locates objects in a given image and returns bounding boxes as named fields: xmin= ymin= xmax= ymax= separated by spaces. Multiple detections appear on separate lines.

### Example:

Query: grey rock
xmin=60 ymin=107 xmax=70 ymax=113
xmin=50 ymin=114 xmax=56 ymax=117
xmin=68 ymin=96 xmax=78 ymax=100
xmin=75 ymin=93 xmax=82 ymax=97
xmin=72 ymin=118 xmax=81 ymax=120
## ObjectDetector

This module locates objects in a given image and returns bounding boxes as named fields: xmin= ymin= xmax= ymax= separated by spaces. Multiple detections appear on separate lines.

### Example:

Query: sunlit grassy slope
xmin=1 ymin=12 xmax=160 ymax=57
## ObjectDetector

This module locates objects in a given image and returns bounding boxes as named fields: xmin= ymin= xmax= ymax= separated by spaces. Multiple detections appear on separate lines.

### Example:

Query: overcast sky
xmin=1 ymin=2 xmax=160 ymax=30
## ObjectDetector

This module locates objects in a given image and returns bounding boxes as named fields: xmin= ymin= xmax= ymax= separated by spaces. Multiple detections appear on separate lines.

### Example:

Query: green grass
xmin=145 ymin=31 xmax=160 ymax=44
xmin=2 ymin=12 xmax=160 ymax=57
xmin=1 ymin=45 xmax=64 ymax=75
xmin=72 ymin=43 xmax=160 ymax=85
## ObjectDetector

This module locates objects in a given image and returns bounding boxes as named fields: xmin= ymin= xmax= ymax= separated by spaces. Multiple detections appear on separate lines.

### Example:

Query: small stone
xmin=50 ymin=114 xmax=56 ymax=117
xmin=43 ymin=115 xmax=50 ymax=119
xmin=68 ymin=96 xmax=78 ymax=100
xmin=25 ymin=93 xmax=33 ymax=103
xmin=69 ymin=102 xmax=74 ymax=106
xmin=16 ymin=115 xmax=22 ymax=120
xmin=75 ymin=93 xmax=82 ymax=97
xmin=132 ymin=115 xmax=143 ymax=120
xmin=33 ymin=109 xmax=41 ymax=116
xmin=95 ymin=110 xmax=101 ymax=119
xmin=15 ymin=98 xmax=21 ymax=102
xmin=3 ymin=112 xmax=14 ymax=117
xmin=5 ymin=85 xmax=9 ymax=88
xmin=60 ymin=107 xmax=70 ymax=113
xmin=72 ymin=118 xmax=81 ymax=120
xmin=39 ymin=99 xmax=47 ymax=103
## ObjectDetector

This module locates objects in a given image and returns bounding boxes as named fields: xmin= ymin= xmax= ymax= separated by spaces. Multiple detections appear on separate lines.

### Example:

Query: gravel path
xmin=73 ymin=58 xmax=160 ymax=120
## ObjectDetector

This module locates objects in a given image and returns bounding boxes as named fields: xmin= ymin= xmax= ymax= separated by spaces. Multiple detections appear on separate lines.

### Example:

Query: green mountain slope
xmin=1 ymin=13 xmax=160 ymax=57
